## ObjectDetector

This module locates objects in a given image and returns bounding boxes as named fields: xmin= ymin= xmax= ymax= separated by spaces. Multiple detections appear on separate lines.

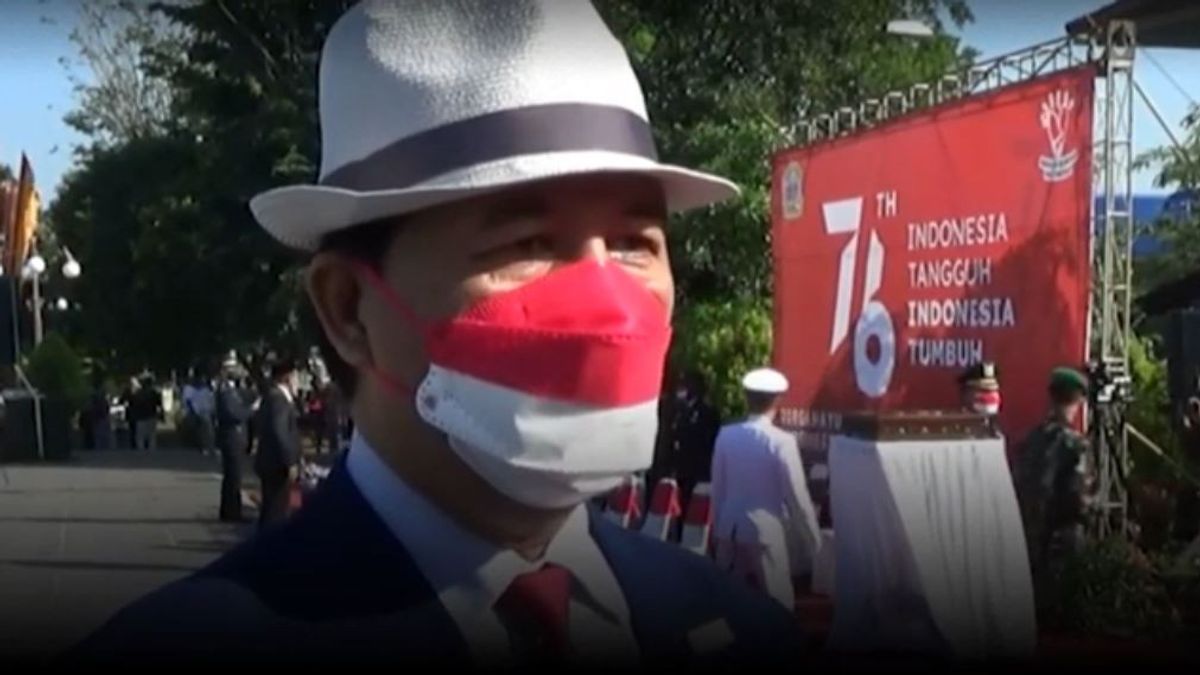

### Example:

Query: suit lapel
xmin=244 ymin=460 xmax=471 ymax=660
xmin=589 ymin=507 xmax=715 ymax=664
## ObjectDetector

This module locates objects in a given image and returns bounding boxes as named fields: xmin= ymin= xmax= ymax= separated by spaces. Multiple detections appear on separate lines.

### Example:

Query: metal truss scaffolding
xmin=791 ymin=21 xmax=1137 ymax=540
xmin=1091 ymin=20 xmax=1135 ymax=540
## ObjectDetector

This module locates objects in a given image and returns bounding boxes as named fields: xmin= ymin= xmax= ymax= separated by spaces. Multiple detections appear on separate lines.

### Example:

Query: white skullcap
xmin=741 ymin=368 xmax=789 ymax=394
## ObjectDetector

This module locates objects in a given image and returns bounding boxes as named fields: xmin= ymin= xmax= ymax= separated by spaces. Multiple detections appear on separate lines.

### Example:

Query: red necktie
xmin=495 ymin=563 xmax=572 ymax=660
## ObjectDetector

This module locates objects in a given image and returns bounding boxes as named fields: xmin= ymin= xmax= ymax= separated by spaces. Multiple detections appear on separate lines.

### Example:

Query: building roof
xmin=1065 ymin=0 xmax=1200 ymax=49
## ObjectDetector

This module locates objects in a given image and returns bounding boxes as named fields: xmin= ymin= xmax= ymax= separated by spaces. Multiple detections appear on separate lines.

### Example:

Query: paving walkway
xmin=0 ymin=450 xmax=252 ymax=662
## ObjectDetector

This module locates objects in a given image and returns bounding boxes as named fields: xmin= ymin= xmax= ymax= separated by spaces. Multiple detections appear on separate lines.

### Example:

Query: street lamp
xmin=886 ymin=19 xmax=935 ymax=38
xmin=62 ymin=247 xmax=82 ymax=279
xmin=54 ymin=297 xmax=69 ymax=311
xmin=23 ymin=249 xmax=83 ymax=346
xmin=25 ymin=254 xmax=47 ymax=276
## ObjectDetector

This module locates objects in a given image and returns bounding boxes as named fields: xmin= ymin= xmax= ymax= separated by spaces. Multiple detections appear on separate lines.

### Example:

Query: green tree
xmin=51 ymin=0 xmax=973 ymax=402
xmin=49 ymin=1 xmax=346 ymax=372
xmin=59 ymin=0 xmax=182 ymax=147
xmin=1134 ymin=104 xmax=1200 ymax=295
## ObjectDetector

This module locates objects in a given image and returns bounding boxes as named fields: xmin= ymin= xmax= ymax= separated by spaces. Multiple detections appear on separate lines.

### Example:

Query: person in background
xmin=711 ymin=368 xmax=821 ymax=610
xmin=216 ymin=359 xmax=252 ymax=522
xmin=1176 ymin=395 xmax=1200 ymax=544
xmin=180 ymin=372 xmax=199 ymax=449
xmin=1013 ymin=367 xmax=1093 ymax=601
xmin=132 ymin=376 xmax=162 ymax=451
xmin=89 ymin=378 xmax=113 ymax=450
xmin=118 ymin=378 xmax=138 ymax=449
xmin=241 ymin=377 xmax=261 ymax=456
xmin=318 ymin=380 xmax=344 ymax=455
xmin=254 ymin=360 xmax=301 ymax=527
xmin=671 ymin=370 xmax=722 ymax=503
xmin=306 ymin=386 xmax=328 ymax=452
xmin=190 ymin=373 xmax=217 ymax=456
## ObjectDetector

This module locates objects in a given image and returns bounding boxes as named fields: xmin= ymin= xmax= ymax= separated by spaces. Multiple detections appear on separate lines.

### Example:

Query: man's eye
xmin=510 ymin=235 xmax=553 ymax=257
xmin=609 ymin=234 xmax=658 ymax=258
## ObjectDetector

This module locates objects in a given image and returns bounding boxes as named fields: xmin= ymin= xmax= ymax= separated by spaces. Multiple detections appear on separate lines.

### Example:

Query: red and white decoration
xmin=605 ymin=475 xmax=643 ymax=528
xmin=680 ymin=482 xmax=714 ymax=556
xmin=640 ymin=478 xmax=683 ymax=541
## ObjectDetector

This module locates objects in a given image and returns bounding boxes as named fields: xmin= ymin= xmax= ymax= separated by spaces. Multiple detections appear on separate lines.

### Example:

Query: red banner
xmin=771 ymin=66 xmax=1094 ymax=450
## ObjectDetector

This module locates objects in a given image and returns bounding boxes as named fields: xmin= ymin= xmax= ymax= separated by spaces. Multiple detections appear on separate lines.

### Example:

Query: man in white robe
xmin=711 ymin=368 xmax=821 ymax=610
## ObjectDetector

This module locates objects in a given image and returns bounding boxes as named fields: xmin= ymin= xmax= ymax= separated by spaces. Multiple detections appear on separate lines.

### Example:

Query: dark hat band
xmin=320 ymin=103 xmax=659 ymax=192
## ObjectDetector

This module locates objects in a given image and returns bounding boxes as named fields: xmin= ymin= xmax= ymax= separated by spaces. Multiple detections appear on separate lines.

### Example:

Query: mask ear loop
xmin=353 ymin=261 xmax=433 ymax=401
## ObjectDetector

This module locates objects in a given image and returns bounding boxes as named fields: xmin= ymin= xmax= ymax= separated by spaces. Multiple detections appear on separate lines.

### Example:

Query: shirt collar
xmin=345 ymin=433 xmax=625 ymax=620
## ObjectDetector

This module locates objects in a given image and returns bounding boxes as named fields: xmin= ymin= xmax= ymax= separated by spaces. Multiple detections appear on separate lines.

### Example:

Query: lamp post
xmin=24 ymin=247 xmax=83 ymax=347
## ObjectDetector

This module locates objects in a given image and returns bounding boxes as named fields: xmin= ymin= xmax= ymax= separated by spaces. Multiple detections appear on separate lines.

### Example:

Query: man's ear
xmin=306 ymin=254 xmax=373 ymax=375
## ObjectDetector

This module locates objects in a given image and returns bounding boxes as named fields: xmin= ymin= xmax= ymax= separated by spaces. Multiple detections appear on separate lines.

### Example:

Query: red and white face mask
xmin=360 ymin=258 xmax=672 ymax=509
xmin=968 ymin=389 xmax=1002 ymax=416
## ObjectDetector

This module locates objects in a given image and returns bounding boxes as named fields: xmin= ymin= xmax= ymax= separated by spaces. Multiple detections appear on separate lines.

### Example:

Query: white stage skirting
xmin=826 ymin=435 xmax=1036 ymax=659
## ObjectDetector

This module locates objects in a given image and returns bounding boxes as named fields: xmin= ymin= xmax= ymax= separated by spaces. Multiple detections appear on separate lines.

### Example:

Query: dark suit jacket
xmin=215 ymin=380 xmax=252 ymax=452
xmin=71 ymin=460 xmax=804 ymax=668
xmin=254 ymin=387 xmax=299 ymax=478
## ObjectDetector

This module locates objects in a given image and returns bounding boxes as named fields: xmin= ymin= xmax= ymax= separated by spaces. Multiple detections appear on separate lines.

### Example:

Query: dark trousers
xmin=258 ymin=472 xmax=291 ymax=528
xmin=217 ymin=438 xmax=245 ymax=521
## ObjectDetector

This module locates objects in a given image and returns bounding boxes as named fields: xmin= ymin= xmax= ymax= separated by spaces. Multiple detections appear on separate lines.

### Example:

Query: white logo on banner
xmin=822 ymin=197 xmax=894 ymax=398
xmin=1038 ymin=89 xmax=1078 ymax=182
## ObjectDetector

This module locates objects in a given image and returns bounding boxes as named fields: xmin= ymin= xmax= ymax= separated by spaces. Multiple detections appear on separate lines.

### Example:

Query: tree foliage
xmin=1135 ymin=104 xmax=1200 ymax=295
xmin=597 ymin=0 xmax=973 ymax=302
xmin=59 ymin=0 xmax=181 ymax=147
xmin=50 ymin=0 xmax=974 ymax=391
xmin=671 ymin=297 xmax=773 ymax=418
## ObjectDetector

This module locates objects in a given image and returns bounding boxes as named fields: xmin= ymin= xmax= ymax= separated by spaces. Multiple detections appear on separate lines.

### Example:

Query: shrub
xmin=1040 ymin=537 xmax=1181 ymax=637
xmin=24 ymin=333 xmax=89 ymax=413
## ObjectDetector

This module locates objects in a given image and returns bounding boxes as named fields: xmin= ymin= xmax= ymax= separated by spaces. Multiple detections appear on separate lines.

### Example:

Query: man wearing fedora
xmin=73 ymin=0 xmax=803 ymax=667
xmin=215 ymin=355 xmax=252 ymax=522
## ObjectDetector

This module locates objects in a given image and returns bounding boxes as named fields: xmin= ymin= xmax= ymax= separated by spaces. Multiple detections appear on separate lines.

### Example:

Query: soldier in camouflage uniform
xmin=1014 ymin=367 xmax=1093 ymax=587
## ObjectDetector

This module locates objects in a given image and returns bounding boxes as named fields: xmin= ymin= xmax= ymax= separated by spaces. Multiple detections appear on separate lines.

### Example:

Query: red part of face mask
xmin=359 ymin=258 xmax=672 ymax=408
xmin=970 ymin=390 xmax=1002 ymax=409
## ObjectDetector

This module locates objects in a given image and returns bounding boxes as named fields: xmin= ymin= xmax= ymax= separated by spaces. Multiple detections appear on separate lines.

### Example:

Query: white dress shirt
xmin=710 ymin=415 xmax=821 ymax=571
xmin=345 ymin=433 xmax=640 ymax=666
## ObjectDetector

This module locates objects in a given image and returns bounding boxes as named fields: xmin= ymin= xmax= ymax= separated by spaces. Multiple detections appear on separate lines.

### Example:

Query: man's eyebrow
xmin=623 ymin=199 xmax=668 ymax=221
xmin=480 ymin=196 xmax=549 ymax=230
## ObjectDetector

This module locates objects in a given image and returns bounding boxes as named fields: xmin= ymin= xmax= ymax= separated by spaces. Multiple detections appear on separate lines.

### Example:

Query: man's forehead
xmin=476 ymin=173 xmax=667 ymax=215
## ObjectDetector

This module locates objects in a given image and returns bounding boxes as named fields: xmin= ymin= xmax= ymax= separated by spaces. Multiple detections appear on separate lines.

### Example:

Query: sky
xmin=0 ymin=0 xmax=1197 ymax=201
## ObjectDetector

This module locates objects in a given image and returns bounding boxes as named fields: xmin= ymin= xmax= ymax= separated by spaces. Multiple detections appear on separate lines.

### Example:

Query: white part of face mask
xmin=447 ymin=435 xmax=629 ymax=509
xmin=973 ymin=403 xmax=1000 ymax=416
xmin=415 ymin=364 xmax=658 ymax=509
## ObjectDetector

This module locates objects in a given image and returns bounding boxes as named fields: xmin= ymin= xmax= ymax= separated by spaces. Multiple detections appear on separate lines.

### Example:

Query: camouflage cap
xmin=1049 ymin=366 xmax=1089 ymax=395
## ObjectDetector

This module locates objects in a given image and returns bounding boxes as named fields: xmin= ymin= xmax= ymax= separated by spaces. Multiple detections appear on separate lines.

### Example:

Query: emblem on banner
xmin=782 ymin=161 xmax=804 ymax=219
xmin=822 ymin=196 xmax=894 ymax=399
xmin=1038 ymin=89 xmax=1078 ymax=182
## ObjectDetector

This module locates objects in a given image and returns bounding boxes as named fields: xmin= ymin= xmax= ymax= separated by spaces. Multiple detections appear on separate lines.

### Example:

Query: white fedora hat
xmin=250 ymin=0 xmax=740 ymax=251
